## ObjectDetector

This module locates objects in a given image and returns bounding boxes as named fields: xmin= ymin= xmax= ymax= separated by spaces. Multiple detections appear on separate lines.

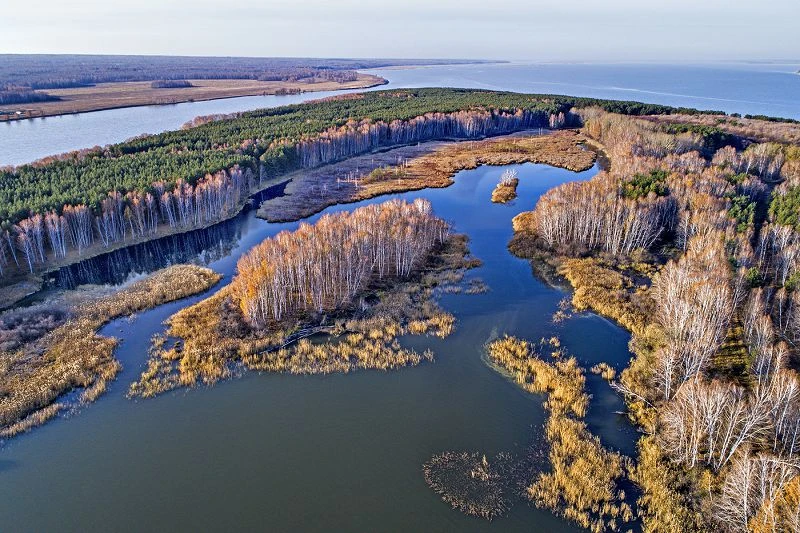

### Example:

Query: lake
xmin=1 ymin=61 xmax=798 ymax=167
xmin=0 ymin=160 xmax=637 ymax=532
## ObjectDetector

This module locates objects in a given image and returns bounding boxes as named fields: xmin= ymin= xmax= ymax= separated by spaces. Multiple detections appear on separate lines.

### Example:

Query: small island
xmin=491 ymin=169 xmax=520 ymax=203
xmin=129 ymin=199 xmax=480 ymax=397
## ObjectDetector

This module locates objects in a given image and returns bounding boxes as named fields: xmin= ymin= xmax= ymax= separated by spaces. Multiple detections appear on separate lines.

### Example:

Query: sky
xmin=2 ymin=0 xmax=798 ymax=61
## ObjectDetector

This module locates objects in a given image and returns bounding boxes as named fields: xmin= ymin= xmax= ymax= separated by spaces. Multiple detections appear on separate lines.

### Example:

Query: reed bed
xmin=485 ymin=335 xmax=632 ymax=532
xmin=590 ymin=362 xmax=617 ymax=381
xmin=0 ymin=264 xmax=221 ymax=436
xmin=557 ymin=258 xmax=654 ymax=336
xmin=486 ymin=335 xmax=587 ymax=417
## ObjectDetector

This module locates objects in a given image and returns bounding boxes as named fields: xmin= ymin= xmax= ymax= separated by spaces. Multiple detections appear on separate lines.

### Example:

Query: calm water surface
xmin=2 ymin=61 xmax=798 ymax=166
xmin=0 ymin=161 xmax=636 ymax=532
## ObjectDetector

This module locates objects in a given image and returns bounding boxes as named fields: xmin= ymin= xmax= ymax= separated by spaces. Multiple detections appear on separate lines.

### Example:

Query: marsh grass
xmin=557 ymin=258 xmax=654 ymax=337
xmin=129 ymin=235 xmax=479 ymax=397
xmin=591 ymin=362 xmax=617 ymax=381
xmin=486 ymin=335 xmax=587 ymax=417
xmin=259 ymin=130 xmax=596 ymax=223
xmin=485 ymin=335 xmax=632 ymax=532
xmin=0 ymin=264 xmax=221 ymax=436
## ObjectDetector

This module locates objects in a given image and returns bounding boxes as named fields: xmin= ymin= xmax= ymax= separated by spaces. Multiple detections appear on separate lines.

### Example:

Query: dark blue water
xmin=0 ymin=161 xmax=635 ymax=532
xmin=2 ymin=61 xmax=798 ymax=166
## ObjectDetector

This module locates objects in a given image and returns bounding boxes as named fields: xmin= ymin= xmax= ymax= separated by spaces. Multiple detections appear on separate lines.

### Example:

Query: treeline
xmin=0 ymin=99 xmax=567 ymax=280
xmin=1 ymin=88 xmax=737 ymax=227
xmin=517 ymin=107 xmax=800 ymax=531
xmin=0 ymin=87 xmax=59 ymax=105
xmin=0 ymin=55 xmax=476 ymax=90
xmin=231 ymin=199 xmax=449 ymax=327
xmin=150 ymin=80 xmax=193 ymax=89
xmin=1 ymin=166 xmax=255 ymax=276
xmin=0 ymin=88 xmax=789 ymax=283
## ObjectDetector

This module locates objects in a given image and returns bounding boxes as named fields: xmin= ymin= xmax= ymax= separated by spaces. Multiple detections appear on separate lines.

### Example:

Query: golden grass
xmin=258 ymin=130 xmax=596 ymax=222
xmin=557 ymin=257 xmax=654 ymax=337
xmin=529 ymin=415 xmax=632 ymax=533
xmin=0 ymin=402 xmax=62 ymax=439
xmin=486 ymin=335 xmax=587 ymax=417
xmin=629 ymin=435 xmax=705 ymax=532
xmin=0 ymin=264 xmax=221 ymax=435
xmin=129 ymin=235 xmax=477 ymax=397
xmin=591 ymin=362 xmax=617 ymax=381
xmin=491 ymin=177 xmax=519 ymax=203
xmin=486 ymin=335 xmax=631 ymax=531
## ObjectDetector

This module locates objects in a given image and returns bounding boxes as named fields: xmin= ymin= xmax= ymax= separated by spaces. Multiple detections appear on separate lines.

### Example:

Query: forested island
xmin=3 ymin=86 xmax=800 ymax=531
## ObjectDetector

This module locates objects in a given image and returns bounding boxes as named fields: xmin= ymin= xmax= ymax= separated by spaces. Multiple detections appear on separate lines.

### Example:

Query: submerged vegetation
xmin=0 ymin=264 xmax=220 ymax=437
xmin=129 ymin=199 xmax=479 ymax=397
xmin=422 ymin=451 xmax=515 ymax=520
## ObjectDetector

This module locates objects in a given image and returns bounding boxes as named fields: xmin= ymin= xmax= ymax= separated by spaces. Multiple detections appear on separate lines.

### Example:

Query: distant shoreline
xmin=0 ymin=74 xmax=388 ymax=121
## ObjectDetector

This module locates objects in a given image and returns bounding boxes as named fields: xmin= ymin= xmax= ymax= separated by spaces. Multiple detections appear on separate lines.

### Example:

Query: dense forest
xmin=0 ymin=86 xmax=59 ymax=105
xmin=232 ymin=198 xmax=449 ymax=327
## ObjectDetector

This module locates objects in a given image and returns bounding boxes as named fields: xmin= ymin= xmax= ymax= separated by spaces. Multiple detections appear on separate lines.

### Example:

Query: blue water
xmin=0 ymin=161 xmax=635 ymax=532
xmin=1 ymin=61 xmax=798 ymax=166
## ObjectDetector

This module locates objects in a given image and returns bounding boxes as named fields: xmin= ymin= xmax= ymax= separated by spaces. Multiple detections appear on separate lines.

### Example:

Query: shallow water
xmin=2 ymin=61 xmax=798 ymax=166
xmin=0 ymin=161 xmax=637 ymax=531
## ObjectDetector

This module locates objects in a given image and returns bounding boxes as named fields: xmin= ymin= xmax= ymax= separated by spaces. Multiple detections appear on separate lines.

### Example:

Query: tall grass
xmin=486 ymin=335 xmax=632 ymax=532
xmin=0 ymin=264 xmax=221 ymax=436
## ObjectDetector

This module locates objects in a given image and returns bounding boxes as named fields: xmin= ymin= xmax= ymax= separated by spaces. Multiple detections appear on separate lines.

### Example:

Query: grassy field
xmin=0 ymin=74 xmax=386 ymax=120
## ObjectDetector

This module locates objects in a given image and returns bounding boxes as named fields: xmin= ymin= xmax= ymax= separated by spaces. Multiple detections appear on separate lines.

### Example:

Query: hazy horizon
xmin=3 ymin=0 xmax=798 ymax=62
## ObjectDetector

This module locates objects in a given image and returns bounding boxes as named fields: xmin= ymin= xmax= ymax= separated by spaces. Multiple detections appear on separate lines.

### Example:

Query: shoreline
xmin=0 ymin=74 xmax=388 ymax=122
xmin=2 ymin=129 xmax=591 ymax=309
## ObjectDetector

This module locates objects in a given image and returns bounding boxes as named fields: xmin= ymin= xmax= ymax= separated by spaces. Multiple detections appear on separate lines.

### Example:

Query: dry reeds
xmin=0 ymin=264 xmax=221 ymax=435
xmin=129 ymin=231 xmax=478 ymax=397
xmin=491 ymin=169 xmax=520 ymax=203
xmin=485 ymin=335 xmax=632 ymax=531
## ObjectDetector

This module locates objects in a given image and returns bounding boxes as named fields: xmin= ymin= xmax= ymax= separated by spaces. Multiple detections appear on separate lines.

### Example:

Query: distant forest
xmin=0 ymin=55 xmax=486 ymax=98
xmin=0 ymin=55 xmax=486 ymax=105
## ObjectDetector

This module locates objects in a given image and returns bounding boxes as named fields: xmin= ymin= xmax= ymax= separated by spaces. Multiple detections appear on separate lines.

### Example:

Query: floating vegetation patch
xmin=423 ymin=451 xmax=515 ymax=520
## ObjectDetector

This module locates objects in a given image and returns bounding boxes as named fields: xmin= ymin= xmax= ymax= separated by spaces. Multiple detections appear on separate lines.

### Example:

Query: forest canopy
xmin=0 ymin=88 xmax=729 ymax=226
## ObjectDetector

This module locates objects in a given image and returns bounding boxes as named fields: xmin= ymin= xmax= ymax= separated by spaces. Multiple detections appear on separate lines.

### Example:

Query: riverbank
xmin=1 ymin=129 xmax=591 ymax=311
xmin=257 ymin=130 xmax=595 ymax=222
xmin=0 ymin=74 xmax=387 ymax=121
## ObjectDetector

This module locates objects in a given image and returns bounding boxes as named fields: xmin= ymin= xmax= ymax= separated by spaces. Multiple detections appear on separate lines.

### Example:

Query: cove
xmin=0 ymin=160 xmax=637 ymax=532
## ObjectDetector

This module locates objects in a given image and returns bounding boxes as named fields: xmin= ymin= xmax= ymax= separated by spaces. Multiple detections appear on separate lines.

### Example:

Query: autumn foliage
xmin=231 ymin=199 xmax=449 ymax=327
